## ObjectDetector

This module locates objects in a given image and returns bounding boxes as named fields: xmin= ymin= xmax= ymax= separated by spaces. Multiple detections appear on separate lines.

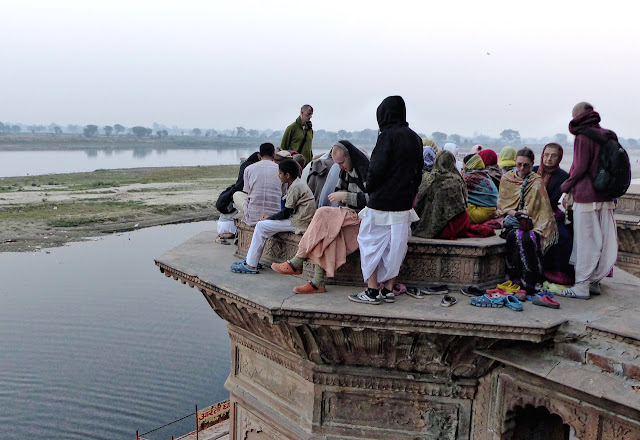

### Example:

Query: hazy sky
xmin=2 ymin=0 xmax=639 ymax=138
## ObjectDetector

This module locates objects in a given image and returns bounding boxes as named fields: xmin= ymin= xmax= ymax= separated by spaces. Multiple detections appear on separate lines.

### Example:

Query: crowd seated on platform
xmin=462 ymin=153 xmax=499 ymax=224
xmin=413 ymin=151 xmax=494 ymax=240
xmin=271 ymin=140 xmax=369 ymax=293
xmin=497 ymin=147 xmax=558 ymax=293
xmin=218 ymin=98 xmax=622 ymax=309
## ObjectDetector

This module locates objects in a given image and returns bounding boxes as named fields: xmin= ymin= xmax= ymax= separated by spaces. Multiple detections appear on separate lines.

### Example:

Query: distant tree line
xmin=1 ymin=121 xmax=638 ymax=148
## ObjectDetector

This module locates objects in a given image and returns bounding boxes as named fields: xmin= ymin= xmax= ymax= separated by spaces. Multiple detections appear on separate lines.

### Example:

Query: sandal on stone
xmin=393 ymin=283 xmax=407 ymax=296
xmin=293 ymin=281 xmax=326 ymax=294
xmin=532 ymin=295 xmax=560 ymax=309
xmin=497 ymin=280 xmax=521 ymax=292
xmin=405 ymin=287 xmax=425 ymax=299
xmin=420 ymin=285 xmax=449 ymax=295
xmin=461 ymin=286 xmax=485 ymax=297
xmin=230 ymin=261 xmax=259 ymax=274
xmin=271 ymin=261 xmax=302 ymax=275
xmin=215 ymin=237 xmax=231 ymax=245
xmin=503 ymin=295 xmax=523 ymax=311
xmin=470 ymin=294 xmax=504 ymax=308
xmin=441 ymin=295 xmax=457 ymax=307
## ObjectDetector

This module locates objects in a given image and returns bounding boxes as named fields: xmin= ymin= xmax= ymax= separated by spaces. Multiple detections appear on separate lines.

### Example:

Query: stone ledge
xmin=235 ymin=220 xmax=506 ymax=287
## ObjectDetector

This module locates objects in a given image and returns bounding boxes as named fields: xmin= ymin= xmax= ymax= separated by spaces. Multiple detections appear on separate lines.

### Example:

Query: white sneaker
xmin=377 ymin=291 xmax=395 ymax=303
xmin=556 ymin=286 xmax=590 ymax=300
xmin=348 ymin=290 xmax=382 ymax=305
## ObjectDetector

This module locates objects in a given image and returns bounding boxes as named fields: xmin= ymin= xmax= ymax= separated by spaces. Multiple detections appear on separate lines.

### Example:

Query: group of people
xmin=222 ymin=98 xmax=619 ymax=303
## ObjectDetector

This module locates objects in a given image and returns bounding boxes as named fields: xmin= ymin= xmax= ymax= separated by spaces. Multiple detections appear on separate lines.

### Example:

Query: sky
xmin=2 ymin=0 xmax=639 ymax=139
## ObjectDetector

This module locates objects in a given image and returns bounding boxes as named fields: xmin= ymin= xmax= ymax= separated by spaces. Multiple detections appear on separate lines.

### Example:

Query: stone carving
xmin=227 ymin=317 xmax=500 ymax=379
xmin=234 ymin=220 xmax=506 ymax=286
xmin=599 ymin=417 xmax=640 ymax=440
xmin=322 ymin=391 xmax=460 ymax=439
xmin=237 ymin=405 xmax=282 ymax=440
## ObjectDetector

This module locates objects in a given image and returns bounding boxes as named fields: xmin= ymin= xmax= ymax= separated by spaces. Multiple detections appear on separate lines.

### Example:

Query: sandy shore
xmin=0 ymin=178 xmax=229 ymax=253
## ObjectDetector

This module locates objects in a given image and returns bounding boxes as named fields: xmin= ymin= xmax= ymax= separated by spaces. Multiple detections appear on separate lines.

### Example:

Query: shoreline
xmin=0 ymin=165 xmax=238 ymax=253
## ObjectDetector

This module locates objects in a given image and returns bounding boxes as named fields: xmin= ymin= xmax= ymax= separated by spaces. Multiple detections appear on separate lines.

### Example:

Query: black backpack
xmin=578 ymin=128 xmax=630 ymax=199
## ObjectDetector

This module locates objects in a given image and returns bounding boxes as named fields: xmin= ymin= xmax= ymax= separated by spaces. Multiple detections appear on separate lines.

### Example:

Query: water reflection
xmin=0 ymin=222 xmax=230 ymax=440
xmin=0 ymin=146 xmax=334 ymax=177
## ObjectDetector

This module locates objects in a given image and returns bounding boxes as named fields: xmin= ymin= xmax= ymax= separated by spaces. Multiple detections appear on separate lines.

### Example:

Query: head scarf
xmin=498 ymin=146 xmax=517 ymax=170
xmin=470 ymin=144 xmax=483 ymax=154
xmin=497 ymin=169 xmax=558 ymax=253
xmin=443 ymin=142 xmax=459 ymax=158
xmin=422 ymin=138 xmax=438 ymax=152
xmin=537 ymin=142 xmax=564 ymax=187
xmin=464 ymin=153 xmax=485 ymax=170
xmin=443 ymin=142 xmax=463 ymax=173
xmin=423 ymin=146 xmax=436 ymax=171
xmin=478 ymin=149 xmax=498 ymax=166
xmin=413 ymin=151 xmax=467 ymax=239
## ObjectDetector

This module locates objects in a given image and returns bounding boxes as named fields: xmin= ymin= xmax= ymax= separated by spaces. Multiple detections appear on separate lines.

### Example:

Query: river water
xmin=0 ymin=221 xmax=230 ymax=440
xmin=0 ymin=147 xmax=328 ymax=178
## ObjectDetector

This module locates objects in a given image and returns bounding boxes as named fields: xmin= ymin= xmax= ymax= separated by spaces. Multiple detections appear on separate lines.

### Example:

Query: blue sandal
xmin=470 ymin=294 xmax=504 ymax=308
xmin=230 ymin=261 xmax=259 ymax=274
xmin=503 ymin=295 xmax=523 ymax=311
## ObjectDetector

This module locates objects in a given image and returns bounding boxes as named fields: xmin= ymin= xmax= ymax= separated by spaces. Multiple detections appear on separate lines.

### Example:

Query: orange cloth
xmin=295 ymin=206 xmax=361 ymax=277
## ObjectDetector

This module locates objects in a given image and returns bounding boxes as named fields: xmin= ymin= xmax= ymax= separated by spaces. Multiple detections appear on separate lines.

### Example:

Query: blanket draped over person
xmin=535 ymin=144 xmax=570 ymax=211
xmin=463 ymin=154 xmax=498 ymax=207
xmin=413 ymin=151 xmax=495 ymax=239
xmin=306 ymin=154 xmax=334 ymax=205
xmin=295 ymin=207 xmax=361 ymax=277
xmin=497 ymin=170 xmax=558 ymax=253
xmin=413 ymin=151 xmax=467 ymax=238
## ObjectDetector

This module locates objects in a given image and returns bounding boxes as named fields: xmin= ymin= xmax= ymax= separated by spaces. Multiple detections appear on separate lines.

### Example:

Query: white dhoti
xmin=569 ymin=201 xmax=618 ymax=294
xmin=246 ymin=219 xmax=295 ymax=267
xmin=357 ymin=207 xmax=418 ymax=283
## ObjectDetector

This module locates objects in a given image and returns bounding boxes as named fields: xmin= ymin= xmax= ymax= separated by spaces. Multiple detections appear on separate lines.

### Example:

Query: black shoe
xmin=460 ymin=286 xmax=485 ymax=297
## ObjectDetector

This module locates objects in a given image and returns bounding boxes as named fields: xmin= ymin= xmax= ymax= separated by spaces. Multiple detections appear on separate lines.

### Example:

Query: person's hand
xmin=328 ymin=191 xmax=347 ymax=203
xmin=507 ymin=209 xmax=517 ymax=217
xmin=260 ymin=215 xmax=268 ymax=221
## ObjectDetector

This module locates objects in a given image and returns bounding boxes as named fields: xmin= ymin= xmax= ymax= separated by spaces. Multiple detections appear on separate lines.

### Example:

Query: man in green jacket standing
xmin=281 ymin=104 xmax=314 ymax=165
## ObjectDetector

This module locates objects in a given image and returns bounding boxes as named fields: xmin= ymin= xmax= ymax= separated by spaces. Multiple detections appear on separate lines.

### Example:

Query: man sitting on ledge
xmin=231 ymin=159 xmax=316 ymax=274
xmin=233 ymin=143 xmax=283 ymax=227
xmin=271 ymin=140 xmax=369 ymax=293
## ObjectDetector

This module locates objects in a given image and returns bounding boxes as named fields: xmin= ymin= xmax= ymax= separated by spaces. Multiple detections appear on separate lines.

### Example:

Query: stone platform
xmin=156 ymin=231 xmax=640 ymax=440
xmin=235 ymin=220 xmax=506 ymax=288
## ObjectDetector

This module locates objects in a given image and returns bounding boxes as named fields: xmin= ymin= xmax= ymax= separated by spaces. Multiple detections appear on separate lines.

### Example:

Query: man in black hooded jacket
xmin=349 ymin=96 xmax=423 ymax=304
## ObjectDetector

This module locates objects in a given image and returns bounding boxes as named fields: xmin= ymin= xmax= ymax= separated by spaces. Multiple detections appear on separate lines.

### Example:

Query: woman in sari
xmin=413 ymin=151 xmax=494 ymax=239
xmin=497 ymin=148 xmax=558 ymax=291
xmin=463 ymin=153 xmax=498 ymax=224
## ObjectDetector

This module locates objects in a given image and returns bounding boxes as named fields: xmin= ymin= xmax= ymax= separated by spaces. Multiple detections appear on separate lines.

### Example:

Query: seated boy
xmin=231 ymin=159 xmax=316 ymax=274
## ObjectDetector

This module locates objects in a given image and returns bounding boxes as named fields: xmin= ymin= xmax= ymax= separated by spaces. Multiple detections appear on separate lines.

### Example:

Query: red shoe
xmin=293 ymin=282 xmax=327 ymax=294
xmin=271 ymin=261 xmax=302 ymax=275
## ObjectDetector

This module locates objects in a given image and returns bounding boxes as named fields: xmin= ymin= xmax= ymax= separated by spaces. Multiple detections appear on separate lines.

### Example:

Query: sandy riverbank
xmin=0 ymin=166 xmax=237 ymax=253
